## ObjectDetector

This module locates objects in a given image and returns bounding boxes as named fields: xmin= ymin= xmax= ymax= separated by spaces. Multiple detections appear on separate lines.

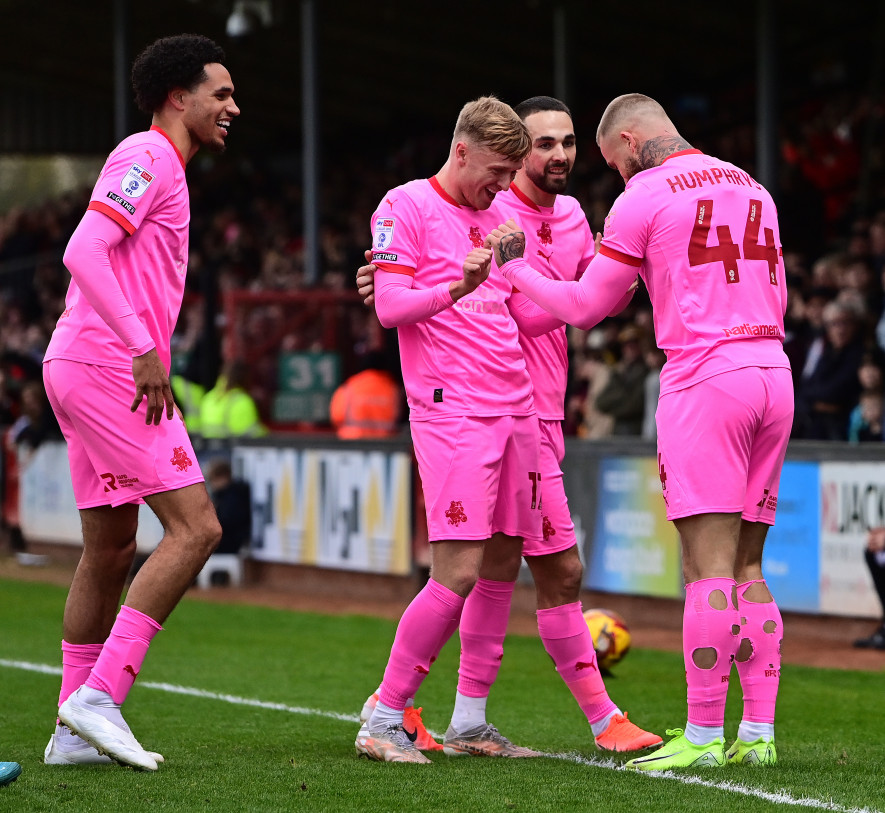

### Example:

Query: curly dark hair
xmin=131 ymin=34 xmax=226 ymax=115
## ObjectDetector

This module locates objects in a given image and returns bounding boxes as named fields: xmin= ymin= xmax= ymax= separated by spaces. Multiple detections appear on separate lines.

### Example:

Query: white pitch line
xmin=1 ymin=658 xmax=879 ymax=813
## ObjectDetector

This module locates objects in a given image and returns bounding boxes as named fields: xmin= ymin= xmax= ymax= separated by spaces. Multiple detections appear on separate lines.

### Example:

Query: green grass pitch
xmin=0 ymin=577 xmax=882 ymax=812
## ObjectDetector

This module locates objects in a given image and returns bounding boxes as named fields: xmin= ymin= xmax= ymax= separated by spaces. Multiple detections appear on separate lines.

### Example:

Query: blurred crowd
xmin=0 ymin=82 xmax=883 ymax=449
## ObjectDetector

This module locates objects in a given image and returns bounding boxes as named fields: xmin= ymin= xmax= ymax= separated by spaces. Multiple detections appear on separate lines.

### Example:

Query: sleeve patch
xmin=106 ymin=191 xmax=136 ymax=215
xmin=121 ymin=163 xmax=155 ymax=198
xmin=373 ymin=216 xmax=395 ymax=250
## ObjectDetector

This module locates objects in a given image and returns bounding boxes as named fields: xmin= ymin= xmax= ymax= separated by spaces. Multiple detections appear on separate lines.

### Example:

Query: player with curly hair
xmin=42 ymin=34 xmax=239 ymax=771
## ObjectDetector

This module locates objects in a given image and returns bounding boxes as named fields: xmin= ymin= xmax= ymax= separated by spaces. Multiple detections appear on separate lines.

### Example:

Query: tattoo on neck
xmin=498 ymin=232 xmax=526 ymax=264
xmin=638 ymin=136 xmax=693 ymax=170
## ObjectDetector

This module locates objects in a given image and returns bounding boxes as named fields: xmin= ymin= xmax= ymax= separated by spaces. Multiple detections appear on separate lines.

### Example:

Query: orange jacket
xmin=329 ymin=369 xmax=400 ymax=439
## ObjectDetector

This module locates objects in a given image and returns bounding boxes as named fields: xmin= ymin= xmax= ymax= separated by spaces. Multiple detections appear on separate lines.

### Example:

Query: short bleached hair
xmin=453 ymin=96 xmax=531 ymax=162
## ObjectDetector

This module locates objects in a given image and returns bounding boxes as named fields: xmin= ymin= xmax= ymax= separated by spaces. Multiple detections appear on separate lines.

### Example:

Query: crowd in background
xmin=0 ymin=81 xmax=883 ymax=450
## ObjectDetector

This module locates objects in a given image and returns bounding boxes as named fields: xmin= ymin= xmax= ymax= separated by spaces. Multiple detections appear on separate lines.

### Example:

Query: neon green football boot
xmin=624 ymin=728 xmax=725 ymax=771
xmin=725 ymin=737 xmax=777 ymax=766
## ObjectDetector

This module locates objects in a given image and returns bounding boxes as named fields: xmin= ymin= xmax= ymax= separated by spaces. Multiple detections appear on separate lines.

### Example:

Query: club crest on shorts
xmin=373 ymin=216 xmax=395 ymax=250
xmin=445 ymin=500 xmax=468 ymax=526
xmin=170 ymin=446 xmax=193 ymax=472
xmin=121 ymin=163 xmax=154 ymax=198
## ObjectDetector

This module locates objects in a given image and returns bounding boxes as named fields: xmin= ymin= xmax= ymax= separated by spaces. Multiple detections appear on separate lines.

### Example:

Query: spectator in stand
xmin=3 ymin=379 xmax=62 ymax=554
xmin=641 ymin=345 xmax=667 ymax=442
xmin=853 ymin=526 xmax=885 ymax=650
xmin=848 ymin=390 xmax=884 ymax=442
xmin=783 ymin=286 xmax=834 ymax=386
xmin=793 ymin=299 xmax=866 ymax=439
xmin=205 ymin=457 xmax=251 ymax=556
xmin=577 ymin=329 xmax=615 ymax=439
xmin=199 ymin=359 xmax=268 ymax=440
xmin=329 ymin=351 xmax=402 ymax=440
xmin=847 ymin=354 xmax=885 ymax=442
xmin=593 ymin=325 xmax=649 ymax=436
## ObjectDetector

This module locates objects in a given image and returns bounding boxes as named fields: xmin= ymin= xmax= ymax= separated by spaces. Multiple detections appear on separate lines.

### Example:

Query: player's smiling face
xmin=182 ymin=62 xmax=240 ymax=154
xmin=456 ymin=141 xmax=521 ymax=210
xmin=522 ymin=110 xmax=576 ymax=198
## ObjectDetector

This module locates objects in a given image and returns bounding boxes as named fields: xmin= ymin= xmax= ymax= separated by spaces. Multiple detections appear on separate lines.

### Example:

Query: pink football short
xmin=522 ymin=418 xmax=576 ymax=557
xmin=43 ymin=359 xmax=205 ymax=509
xmin=655 ymin=366 xmax=793 ymax=523
xmin=410 ymin=414 xmax=542 ymax=542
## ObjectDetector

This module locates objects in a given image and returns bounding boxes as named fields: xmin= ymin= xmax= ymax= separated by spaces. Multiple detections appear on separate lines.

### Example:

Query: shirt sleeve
xmin=373 ymin=270 xmax=455 ymax=328
xmin=499 ymin=253 xmax=639 ymax=331
xmin=62 ymin=209 xmax=156 ymax=356
xmin=87 ymin=141 xmax=172 ymax=235
xmin=507 ymin=290 xmax=564 ymax=337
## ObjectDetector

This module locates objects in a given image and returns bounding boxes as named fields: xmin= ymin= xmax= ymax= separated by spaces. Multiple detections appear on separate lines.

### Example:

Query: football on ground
xmin=583 ymin=608 xmax=631 ymax=670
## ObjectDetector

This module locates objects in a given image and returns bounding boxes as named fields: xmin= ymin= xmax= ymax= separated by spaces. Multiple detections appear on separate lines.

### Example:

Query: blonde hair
xmin=596 ymin=93 xmax=670 ymax=143
xmin=453 ymin=96 xmax=531 ymax=162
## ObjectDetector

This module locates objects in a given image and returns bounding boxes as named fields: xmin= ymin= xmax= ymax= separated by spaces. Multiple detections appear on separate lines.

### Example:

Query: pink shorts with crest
xmin=43 ymin=359 xmax=204 ymax=509
xmin=522 ymin=419 xmax=576 ymax=557
xmin=655 ymin=366 xmax=793 ymax=523
xmin=411 ymin=414 xmax=542 ymax=542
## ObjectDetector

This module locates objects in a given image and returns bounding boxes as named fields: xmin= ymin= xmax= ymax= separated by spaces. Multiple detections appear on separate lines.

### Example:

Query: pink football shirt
xmin=500 ymin=184 xmax=594 ymax=420
xmin=500 ymin=150 xmax=790 ymax=397
xmin=598 ymin=149 xmax=789 ymax=394
xmin=45 ymin=126 xmax=189 ymax=372
xmin=371 ymin=177 xmax=534 ymax=419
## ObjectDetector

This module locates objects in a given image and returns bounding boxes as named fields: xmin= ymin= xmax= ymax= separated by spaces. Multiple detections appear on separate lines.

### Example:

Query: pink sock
xmin=683 ymin=578 xmax=740 ymax=726
xmin=734 ymin=579 xmax=782 ymax=723
xmin=85 ymin=605 xmax=162 ymax=705
xmin=537 ymin=602 xmax=616 ymax=724
xmin=457 ymin=578 xmax=515 ymax=697
xmin=59 ymin=641 xmax=103 ymax=708
xmin=379 ymin=579 xmax=464 ymax=710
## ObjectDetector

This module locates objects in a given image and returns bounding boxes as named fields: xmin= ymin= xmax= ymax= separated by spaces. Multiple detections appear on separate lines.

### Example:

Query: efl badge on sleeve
xmin=121 ymin=163 xmax=155 ymax=198
xmin=373 ymin=216 xmax=395 ymax=250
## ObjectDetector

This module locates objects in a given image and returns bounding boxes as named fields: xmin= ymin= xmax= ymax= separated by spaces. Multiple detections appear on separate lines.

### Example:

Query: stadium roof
xmin=0 ymin=0 xmax=880 ymax=157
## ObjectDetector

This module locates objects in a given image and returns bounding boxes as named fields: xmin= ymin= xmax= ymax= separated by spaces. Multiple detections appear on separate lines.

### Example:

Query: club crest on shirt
xmin=373 ymin=216 xmax=395 ymax=250
xmin=604 ymin=208 xmax=616 ymax=235
xmin=537 ymin=221 xmax=553 ymax=246
xmin=121 ymin=163 xmax=154 ymax=198
xmin=467 ymin=226 xmax=483 ymax=248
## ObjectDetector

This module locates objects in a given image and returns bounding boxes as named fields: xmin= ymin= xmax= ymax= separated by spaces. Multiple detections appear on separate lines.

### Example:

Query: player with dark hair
xmin=356 ymin=96 xmax=660 ymax=756
xmin=487 ymin=93 xmax=791 ymax=770
xmin=354 ymin=96 xmax=541 ymax=764
xmin=42 ymin=34 xmax=239 ymax=771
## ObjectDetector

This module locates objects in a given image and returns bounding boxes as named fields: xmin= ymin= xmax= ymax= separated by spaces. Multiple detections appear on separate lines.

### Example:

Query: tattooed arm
xmin=486 ymin=219 xmax=526 ymax=268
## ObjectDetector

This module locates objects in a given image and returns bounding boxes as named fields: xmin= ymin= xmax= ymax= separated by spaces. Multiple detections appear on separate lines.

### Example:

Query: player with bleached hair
xmin=354 ymin=96 xmax=543 ymax=763
xmin=356 ymin=95 xmax=661 ymax=759
xmin=488 ymin=93 xmax=790 ymax=771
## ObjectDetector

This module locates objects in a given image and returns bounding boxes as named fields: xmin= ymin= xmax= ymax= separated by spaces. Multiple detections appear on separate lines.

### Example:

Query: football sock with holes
xmin=683 ymin=578 xmax=739 ymax=727
xmin=734 ymin=579 xmax=782 ymax=726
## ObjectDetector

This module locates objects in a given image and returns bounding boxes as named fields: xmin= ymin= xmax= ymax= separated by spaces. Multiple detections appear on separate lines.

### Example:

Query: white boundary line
xmin=1 ymin=658 xmax=879 ymax=813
